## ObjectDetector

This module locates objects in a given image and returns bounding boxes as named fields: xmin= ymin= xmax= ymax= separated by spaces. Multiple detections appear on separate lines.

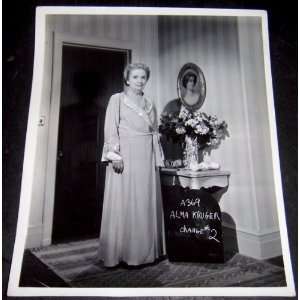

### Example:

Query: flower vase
xmin=183 ymin=136 xmax=199 ymax=170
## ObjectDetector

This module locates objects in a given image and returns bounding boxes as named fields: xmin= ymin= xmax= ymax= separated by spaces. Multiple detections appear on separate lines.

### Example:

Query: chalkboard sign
xmin=161 ymin=185 xmax=224 ymax=263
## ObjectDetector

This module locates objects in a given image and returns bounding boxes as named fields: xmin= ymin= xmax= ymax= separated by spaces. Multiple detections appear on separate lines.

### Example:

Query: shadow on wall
xmin=222 ymin=212 xmax=239 ymax=262
xmin=160 ymin=98 xmax=183 ymax=162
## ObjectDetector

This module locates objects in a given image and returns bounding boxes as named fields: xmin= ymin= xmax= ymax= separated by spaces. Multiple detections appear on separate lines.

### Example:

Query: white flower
xmin=185 ymin=118 xmax=197 ymax=128
xmin=193 ymin=110 xmax=202 ymax=117
xmin=179 ymin=108 xmax=189 ymax=120
xmin=194 ymin=114 xmax=203 ymax=122
xmin=195 ymin=124 xmax=209 ymax=135
xmin=211 ymin=138 xmax=218 ymax=146
xmin=209 ymin=115 xmax=219 ymax=127
xmin=176 ymin=127 xmax=186 ymax=134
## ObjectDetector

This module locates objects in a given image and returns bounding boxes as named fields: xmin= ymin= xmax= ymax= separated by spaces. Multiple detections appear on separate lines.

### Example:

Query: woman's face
xmin=127 ymin=68 xmax=148 ymax=92
xmin=186 ymin=76 xmax=196 ymax=91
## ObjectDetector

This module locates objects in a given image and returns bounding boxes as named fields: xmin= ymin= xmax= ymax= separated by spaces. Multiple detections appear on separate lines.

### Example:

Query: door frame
xmin=42 ymin=32 xmax=136 ymax=246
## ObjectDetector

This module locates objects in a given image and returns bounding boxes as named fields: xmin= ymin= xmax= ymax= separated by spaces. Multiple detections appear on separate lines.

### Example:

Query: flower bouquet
xmin=159 ymin=108 xmax=229 ymax=170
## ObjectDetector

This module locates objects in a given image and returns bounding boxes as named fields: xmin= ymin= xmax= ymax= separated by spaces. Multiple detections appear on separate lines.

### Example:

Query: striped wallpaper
xmin=157 ymin=15 xmax=278 ymax=235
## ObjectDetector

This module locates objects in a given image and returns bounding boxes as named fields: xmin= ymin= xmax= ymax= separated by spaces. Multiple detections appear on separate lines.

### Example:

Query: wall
xmin=25 ymin=18 xmax=54 ymax=247
xmin=157 ymin=15 xmax=280 ymax=258
xmin=237 ymin=17 xmax=280 ymax=258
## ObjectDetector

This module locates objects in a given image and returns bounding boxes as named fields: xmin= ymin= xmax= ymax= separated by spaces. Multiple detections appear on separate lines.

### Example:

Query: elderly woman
xmin=98 ymin=63 xmax=165 ymax=267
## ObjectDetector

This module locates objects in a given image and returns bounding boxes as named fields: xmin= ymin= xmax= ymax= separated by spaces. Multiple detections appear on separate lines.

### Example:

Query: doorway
xmin=51 ymin=44 xmax=129 ymax=243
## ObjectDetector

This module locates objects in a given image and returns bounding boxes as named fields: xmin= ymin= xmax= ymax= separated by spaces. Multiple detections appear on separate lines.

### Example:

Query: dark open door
xmin=52 ymin=44 xmax=129 ymax=243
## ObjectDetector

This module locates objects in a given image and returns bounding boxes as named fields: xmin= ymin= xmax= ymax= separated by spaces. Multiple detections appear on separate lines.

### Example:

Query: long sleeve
xmin=149 ymin=103 xmax=165 ymax=167
xmin=101 ymin=93 xmax=122 ymax=162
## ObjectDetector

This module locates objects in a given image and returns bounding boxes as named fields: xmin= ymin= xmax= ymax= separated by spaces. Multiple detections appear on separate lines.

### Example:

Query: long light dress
xmin=98 ymin=92 xmax=166 ymax=267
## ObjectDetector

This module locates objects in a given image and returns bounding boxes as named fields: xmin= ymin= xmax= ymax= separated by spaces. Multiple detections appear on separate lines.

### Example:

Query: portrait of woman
xmin=181 ymin=72 xmax=199 ymax=106
xmin=178 ymin=63 xmax=206 ymax=111
xmin=98 ymin=62 xmax=166 ymax=267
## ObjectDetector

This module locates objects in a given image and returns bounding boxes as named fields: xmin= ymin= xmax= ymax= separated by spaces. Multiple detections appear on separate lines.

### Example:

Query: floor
xmin=19 ymin=238 xmax=286 ymax=288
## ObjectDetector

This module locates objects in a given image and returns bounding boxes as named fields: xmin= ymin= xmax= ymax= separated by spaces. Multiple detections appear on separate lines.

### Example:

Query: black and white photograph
xmin=4 ymin=5 xmax=296 ymax=298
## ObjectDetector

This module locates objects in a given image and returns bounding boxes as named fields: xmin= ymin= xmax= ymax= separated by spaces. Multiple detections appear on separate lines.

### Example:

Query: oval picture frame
xmin=177 ymin=63 xmax=206 ymax=111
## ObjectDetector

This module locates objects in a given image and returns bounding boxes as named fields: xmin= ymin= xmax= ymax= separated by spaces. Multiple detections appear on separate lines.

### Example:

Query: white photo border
xmin=7 ymin=6 xmax=296 ymax=297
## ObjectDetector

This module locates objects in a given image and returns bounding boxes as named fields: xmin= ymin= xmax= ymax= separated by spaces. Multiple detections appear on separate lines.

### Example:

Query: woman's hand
xmin=112 ymin=160 xmax=124 ymax=174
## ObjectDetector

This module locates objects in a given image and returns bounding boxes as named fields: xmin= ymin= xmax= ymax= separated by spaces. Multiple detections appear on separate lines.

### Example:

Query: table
xmin=160 ymin=168 xmax=230 ymax=263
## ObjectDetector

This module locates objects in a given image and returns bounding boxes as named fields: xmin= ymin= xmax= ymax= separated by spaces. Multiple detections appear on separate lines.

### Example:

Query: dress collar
xmin=123 ymin=92 xmax=152 ymax=114
xmin=122 ymin=92 xmax=153 ymax=128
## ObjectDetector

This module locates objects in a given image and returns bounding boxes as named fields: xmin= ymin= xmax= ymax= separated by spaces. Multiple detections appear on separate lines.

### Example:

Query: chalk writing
xmin=169 ymin=210 xmax=189 ymax=219
xmin=180 ymin=224 xmax=209 ymax=235
xmin=161 ymin=185 xmax=224 ymax=262
xmin=180 ymin=198 xmax=201 ymax=207
xmin=209 ymin=228 xmax=220 ymax=243
xmin=179 ymin=225 xmax=220 ymax=243
xmin=192 ymin=211 xmax=220 ymax=220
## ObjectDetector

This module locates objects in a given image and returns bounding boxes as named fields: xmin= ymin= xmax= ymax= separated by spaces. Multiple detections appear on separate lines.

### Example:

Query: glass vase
xmin=183 ymin=136 xmax=199 ymax=170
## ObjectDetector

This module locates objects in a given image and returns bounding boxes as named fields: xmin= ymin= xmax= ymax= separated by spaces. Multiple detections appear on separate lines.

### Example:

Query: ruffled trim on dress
xmin=123 ymin=94 xmax=154 ymax=129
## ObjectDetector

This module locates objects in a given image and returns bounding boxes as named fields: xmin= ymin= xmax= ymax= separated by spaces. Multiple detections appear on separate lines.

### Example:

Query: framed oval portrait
xmin=177 ymin=63 xmax=206 ymax=111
